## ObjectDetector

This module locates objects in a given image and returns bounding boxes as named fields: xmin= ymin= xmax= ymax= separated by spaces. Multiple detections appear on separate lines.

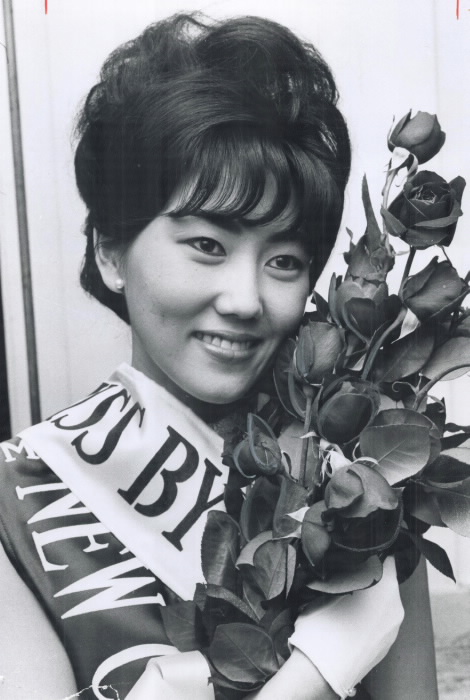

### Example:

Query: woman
xmin=0 ymin=13 xmax=436 ymax=700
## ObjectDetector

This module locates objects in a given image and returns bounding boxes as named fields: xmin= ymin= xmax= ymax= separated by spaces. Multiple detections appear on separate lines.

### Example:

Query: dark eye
xmin=187 ymin=238 xmax=225 ymax=256
xmin=267 ymin=255 xmax=303 ymax=271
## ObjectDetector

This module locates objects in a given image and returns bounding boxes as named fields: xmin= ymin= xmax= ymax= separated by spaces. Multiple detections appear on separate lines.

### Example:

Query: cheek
xmin=125 ymin=255 xmax=191 ymax=320
xmin=269 ymin=282 xmax=309 ymax=337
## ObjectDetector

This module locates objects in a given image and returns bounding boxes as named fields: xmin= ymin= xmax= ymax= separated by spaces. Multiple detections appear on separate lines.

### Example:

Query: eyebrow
xmin=167 ymin=211 xmax=304 ymax=242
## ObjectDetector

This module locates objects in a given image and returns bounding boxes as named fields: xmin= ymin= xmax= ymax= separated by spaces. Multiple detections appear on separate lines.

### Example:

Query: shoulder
xmin=0 ymin=434 xmax=62 ymax=562
xmin=0 ymin=539 xmax=77 ymax=698
xmin=0 ymin=434 xmax=59 ymax=495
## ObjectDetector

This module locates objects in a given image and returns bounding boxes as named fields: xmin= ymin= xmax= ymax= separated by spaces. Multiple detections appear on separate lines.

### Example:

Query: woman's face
xmin=119 ymin=193 xmax=311 ymax=408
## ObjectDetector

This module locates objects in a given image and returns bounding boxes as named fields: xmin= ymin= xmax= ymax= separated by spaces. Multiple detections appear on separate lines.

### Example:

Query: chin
xmin=190 ymin=382 xmax=254 ymax=406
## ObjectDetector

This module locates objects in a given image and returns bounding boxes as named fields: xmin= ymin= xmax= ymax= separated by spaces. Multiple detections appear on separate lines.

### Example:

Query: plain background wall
xmin=1 ymin=0 xmax=470 ymax=589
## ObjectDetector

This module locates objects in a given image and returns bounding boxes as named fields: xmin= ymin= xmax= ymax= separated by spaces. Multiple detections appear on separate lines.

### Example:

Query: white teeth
xmin=195 ymin=332 xmax=255 ymax=352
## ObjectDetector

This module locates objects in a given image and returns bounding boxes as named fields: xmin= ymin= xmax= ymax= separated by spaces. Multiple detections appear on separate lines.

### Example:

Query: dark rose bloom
xmin=384 ymin=171 xmax=465 ymax=249
xmin=322 ymin=462 xmax=402 ymax=553
xmin=313 ymin=377 xmax=380 ymax=445
xmin=295 ymin=321 xmax=344 ymax=384
xmin=388 ymin=110 xmax=445 ymax=164
xmin=402 ymin=257 xmax=470 ymax=321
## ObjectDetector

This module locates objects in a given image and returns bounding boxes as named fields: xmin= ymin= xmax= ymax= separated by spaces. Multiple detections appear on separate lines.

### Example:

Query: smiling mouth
xmin=194 ymin=331 xmax=260 ymax=353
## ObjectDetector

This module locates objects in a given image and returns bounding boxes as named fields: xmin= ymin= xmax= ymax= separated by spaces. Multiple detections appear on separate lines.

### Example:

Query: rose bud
xmin=342 ymin=294 xmax=402 ymax=341
xmin=232 ymin=413 xmax=283 ymax=478
xmin=337 ymin=277 xmax=388 ymax=307
xmin=344 ymin=234 xmax=395 ymax=286
xmin=273 ymin=338 xmax=312 ymax=421
xmin=402 ymin=257 xmax=470 ymax=321
xmin=384 ymin=171 xmax=466 ymax=249
xmin=322 ymin=462 xmax=402 ymax=553
xmin=294 ymin=321 xmax=344 ymax=384
xmin=388 ymin=110 xmax=445 ymax=164
xmin=329 ymin=275 xmax=389 ymax=331
xmin=301 ymin=501 xmax=331 ymax=568
xmin=313 ymin=377 xmax=380 ymax=445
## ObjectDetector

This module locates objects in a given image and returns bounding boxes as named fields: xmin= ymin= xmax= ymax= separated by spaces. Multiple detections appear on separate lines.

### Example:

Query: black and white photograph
xmin=1 ymin=1 xmax=469 ymax=698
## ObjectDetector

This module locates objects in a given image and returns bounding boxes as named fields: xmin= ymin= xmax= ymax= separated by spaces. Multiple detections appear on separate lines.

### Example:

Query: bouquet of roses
xmin=160 ymin=111 xmax=470 ymax=698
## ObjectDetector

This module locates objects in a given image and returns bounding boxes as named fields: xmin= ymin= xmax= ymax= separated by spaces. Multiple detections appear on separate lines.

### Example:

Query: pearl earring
xmin=115 ymin=278 xmax=125 ymax=291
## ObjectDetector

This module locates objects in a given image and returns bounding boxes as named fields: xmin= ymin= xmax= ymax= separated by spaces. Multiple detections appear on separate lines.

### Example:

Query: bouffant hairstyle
xmin=75 ymin=13 xmax=351 ymax=323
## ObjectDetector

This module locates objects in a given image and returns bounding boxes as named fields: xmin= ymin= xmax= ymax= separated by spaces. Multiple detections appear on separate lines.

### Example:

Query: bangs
xmin=76 ymin=13 xmax=351 ymax=320
xmin=165 ymin=125 xmax=341 ymax=254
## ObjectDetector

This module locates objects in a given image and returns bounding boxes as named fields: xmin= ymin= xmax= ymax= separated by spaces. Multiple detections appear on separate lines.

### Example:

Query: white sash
xmin=19 ymin=364 xmax=230 ymax=600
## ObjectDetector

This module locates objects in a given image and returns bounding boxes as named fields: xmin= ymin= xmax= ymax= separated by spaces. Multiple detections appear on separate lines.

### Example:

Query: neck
xmin=131 ymin=358 xmax=255 ymax=425
xmin=181 ymin=391 xmax=251 ymax=424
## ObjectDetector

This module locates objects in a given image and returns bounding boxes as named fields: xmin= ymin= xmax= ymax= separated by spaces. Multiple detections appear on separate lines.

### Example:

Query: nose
xmin=213 ymin=261 xmax=263 ymax=320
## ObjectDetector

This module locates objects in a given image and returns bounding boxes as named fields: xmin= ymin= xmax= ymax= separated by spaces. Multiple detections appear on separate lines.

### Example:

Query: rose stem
xmin=413 ymin=363 xmax=470 ymax=410
xmin=361 ymin=307 xmax=407 ymax=381
xmin=449 ymin=309 xmax=460 ymax=337
xmin=360 ymin=245 xmax=416 ymax=381
xmin=310 ymin=451 xmax=323 ymax=505
xmin=440 ymin=245 xmax=452 ymax=264
xmin=381 ymin=168 xmax=398 ymax=236
xmin=299 ymin=385 xmax=314 ymax=488
xmin=398 ymin=247 xmax=416 ymax=297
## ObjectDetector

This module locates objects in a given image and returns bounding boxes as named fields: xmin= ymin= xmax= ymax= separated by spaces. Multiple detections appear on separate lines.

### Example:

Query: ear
xmin=94 ymin=230 xmax=125 ymax=293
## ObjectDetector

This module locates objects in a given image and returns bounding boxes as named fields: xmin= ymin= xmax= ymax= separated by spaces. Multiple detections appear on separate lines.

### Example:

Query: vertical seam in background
xmin=2 ymin=0 xmax=41 ymax=424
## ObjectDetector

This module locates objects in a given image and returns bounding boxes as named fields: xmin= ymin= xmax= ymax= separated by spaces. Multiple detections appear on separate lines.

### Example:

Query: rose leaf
xmin=237 ymin=530 xmax=273 ymax=568
xmin=272 ymin=476 xmax=308 ymax=538
xmin=345 ymin=462 xmax=399 ymax=515
xmin=445 ymin=423 xmax=470 ymax=434
xmin=273 ymin=339 xmax=300 ymax=420
xmin=161 ymin=600 xmax=207 ymax=652
xmin=441 ymin=433 xmax=470 ymax=450
xmin=240 ymin=477 xmax=279 ymax=542
xmin=422 ymin=452 xmax=470 ymax=486
xmin=311 ymin=291 xmax=330 ymax=320
xmin=209 ymin=623 xmax=280 ymax=684
xmin=372 ymin=326 xmax=435 ymax=383
xmin=266 ymin=608 xmax=295 ymax=664
xmin=404 ymin=482 xmax=445 ymax=526
xmin=360 ymin=424 xmax=431 ymax=484
xmin=242 ymin=579 xmax=266 ymax=621
xmin=252 ymin=539 xmax=289 ymax=600
xmin=362 ymin=175 xmax=383 ymax=249
xmin=372 ymin=408 xmax=441 ymax=465
xmin=433 ymin=479 xmax=470 ymax=537
xmin=407 ymin=533 xmax=455 ymax=581
xmin=380 ymin=206 xmax=408 ymax=237
xmin=422 ymin=337 xmax=470 ymax=381
xmin=204 ymin=584 xmax=259 ymax=623
xmin=201 ymin=511 xmax=240 ymax=593
xmin=285 ymin=543 xmax=297 ymax=598
xmin=306 ymin=555 xmax=383 ymax=594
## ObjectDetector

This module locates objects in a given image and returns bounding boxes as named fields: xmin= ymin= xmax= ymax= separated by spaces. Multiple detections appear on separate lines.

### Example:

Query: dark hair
xmin=75 ymin=13 xmax=351 ymax=323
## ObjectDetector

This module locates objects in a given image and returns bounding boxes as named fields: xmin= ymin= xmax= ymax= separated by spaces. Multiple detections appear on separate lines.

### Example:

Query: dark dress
xmin=0 ymin=436 xmax=178 ymax=699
